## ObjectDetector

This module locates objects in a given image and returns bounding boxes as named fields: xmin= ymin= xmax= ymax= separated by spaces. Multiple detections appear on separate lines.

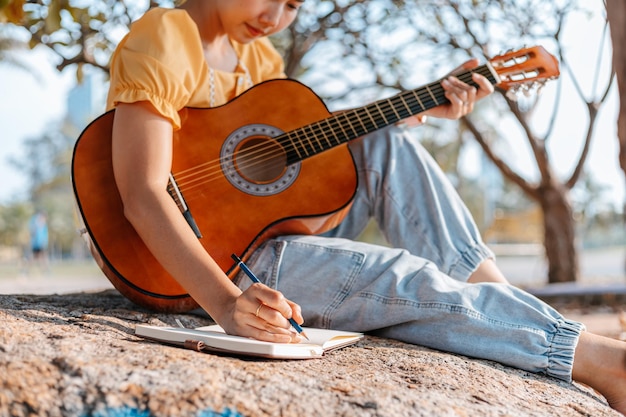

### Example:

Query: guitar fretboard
xmin=278 ymin=64 xmax=498 ymax=165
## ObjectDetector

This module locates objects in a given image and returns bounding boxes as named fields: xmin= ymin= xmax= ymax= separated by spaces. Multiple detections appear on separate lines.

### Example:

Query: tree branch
xmin=463 ymin=115 xmax=539 ymax=200
xmin=503 ymin=95 xmax=551 ymax=183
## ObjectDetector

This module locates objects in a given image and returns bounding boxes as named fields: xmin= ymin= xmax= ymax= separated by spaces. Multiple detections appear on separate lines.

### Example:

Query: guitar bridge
xmin=168 ymin=173 xmax=202 ymax=239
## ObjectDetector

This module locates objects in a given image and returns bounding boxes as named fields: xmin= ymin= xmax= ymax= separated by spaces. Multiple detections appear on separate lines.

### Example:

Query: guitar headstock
xmin=489 ymin=46 xmax=560 ymax=100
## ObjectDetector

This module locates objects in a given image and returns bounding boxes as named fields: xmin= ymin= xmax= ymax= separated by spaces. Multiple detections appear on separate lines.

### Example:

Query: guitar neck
xmin=280 ymin=63 xmax=499 ymax=165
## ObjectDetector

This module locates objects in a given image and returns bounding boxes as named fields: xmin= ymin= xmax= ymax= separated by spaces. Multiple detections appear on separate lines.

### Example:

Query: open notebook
xmin=135 ymin=324 xmax=363 ymax=359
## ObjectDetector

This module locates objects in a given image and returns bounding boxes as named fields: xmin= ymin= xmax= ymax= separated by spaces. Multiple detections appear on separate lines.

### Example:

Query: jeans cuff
xmin=448 ymin=242 xmax=496 ymax=281
xmin=546 ymin=319 xmax=586 ymax=382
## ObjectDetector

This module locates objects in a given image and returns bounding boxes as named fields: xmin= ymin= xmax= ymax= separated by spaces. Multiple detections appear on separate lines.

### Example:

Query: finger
xmin=250 ymin=303 xmax=303 ymax=342
xmin=287 ymin=299 xmax=305 ymax=326
xmin=446 ymin=76 xmax=481 ymax=112
xmin=253 ymin=299 xmax=298 ymax=330
xmin=243 ymin=317 xmax=302 ymax=343
xmin=446 ymin=76 xmax=476 ymax=98
xmin=245 ymin=283 xmax=296 ymax=329
xmin=460 ymin=58 xmax=480 ymax=70
xmin=252 ymin=303 xmax=298 ymax=331
xmin=257 ymin=287 xmax=294 ymax=322
xmin=460 ymin=78 xmax=477 ymax=113
xmin=250 ymin=327 xmax=303 ymax=343
xmin=441 ymin=78 xmax=467 ymax=116
xmin=471 ymin=73 xmax=494 ymax=98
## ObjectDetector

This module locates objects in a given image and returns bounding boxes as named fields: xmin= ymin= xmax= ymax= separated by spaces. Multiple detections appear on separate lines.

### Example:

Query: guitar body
xmin=72 ymin=79 xmax=357 ymax=312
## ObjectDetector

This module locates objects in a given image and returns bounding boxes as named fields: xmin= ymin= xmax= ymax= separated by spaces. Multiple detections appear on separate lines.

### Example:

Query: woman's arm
xmin=111 ymin=101 xmax=304 ymax=342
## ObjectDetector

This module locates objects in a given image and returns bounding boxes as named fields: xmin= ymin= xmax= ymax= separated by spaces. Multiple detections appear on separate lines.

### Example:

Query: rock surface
xmin=0 ymin=289 xmax=620 ymax=417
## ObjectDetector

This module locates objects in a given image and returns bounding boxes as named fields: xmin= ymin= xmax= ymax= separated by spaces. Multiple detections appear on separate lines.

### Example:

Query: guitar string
xmin=170 ymin=67 xmax=494 ymax=202
xmin=174 ymin=67 xmax=490 ymax=185
xmin=170 ymin=67 xmax=494 ymax=199
xmin=170 ymin=67 xmax=492 ymax=191
xmin=172 ymin=67 xmax=473 ymax=183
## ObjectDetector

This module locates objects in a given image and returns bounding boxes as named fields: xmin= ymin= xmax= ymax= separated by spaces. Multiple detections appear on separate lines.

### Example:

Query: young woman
xmin=106 ymin=1 xmax=626 ymax=413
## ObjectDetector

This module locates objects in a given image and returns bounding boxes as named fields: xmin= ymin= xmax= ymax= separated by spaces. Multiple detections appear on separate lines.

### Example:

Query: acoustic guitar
xmin=72 ymin=46 xmax=559 ymax=312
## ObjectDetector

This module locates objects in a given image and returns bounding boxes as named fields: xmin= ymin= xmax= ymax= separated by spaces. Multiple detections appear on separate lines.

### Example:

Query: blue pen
xmin=231 ymin=254 xmax=309 ymax=340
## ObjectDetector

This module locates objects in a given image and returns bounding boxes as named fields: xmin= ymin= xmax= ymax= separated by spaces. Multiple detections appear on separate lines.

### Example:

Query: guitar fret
xmin=380 ymin=99 xmax=401 ymax=123
xmin=326 ymin=116 xmax=349 ymax=145
xmin=425 ymin=84 xmax=439 ymax=106
xmin=350 ymin=109 xmax=368 ymax=136
xmin=373 ymin=102 xmax=390 ymax=125
xmin=311 ymin=125 xmax=326 ymax=153
xmin=409 ymin=91 xmax=428 ymax=114
xmin=317 ymin=119 xmax=334 ymax=149
xmin=292 ymin=129 xmax=309 ymax=158
xmin=293 ymin=127 xmax=307 ymax=156
xmin=362 ymin=105 xmax=386 ymax=131
xmin=413 ymin=90 xmax=426 ymax=111
xmin=359 ymin=107 xmax=375 ymax=131
xmin=283 ymin=136 xmax=300 ymax=164
xmin=379 ymin=103 xmax=396 ymax=124
xmin=279 ymin=132 xmax=301 ymax=165
xmin=339 ymin=112 xmax=361 ymax=139
xmin=308 ymin=122 xmax=325 ymax=153
xmin=417 ymin=89 xmax=437 ymax=110
xmin=344 ymin=116 xmax=363 ymax=137
xmin=354 ymin=108 xmax=374 ymax=133
xmin=374 ymin=105 xmax=390 ymax=128
xmin=395 ymin=95 xmax=415 ymax=119
xmin=302 ymin=125 xmax=318 ymax=155
xmin=276 ymin=132 xmax=300 ymax=160
xmin=300 ymin=129 xmax=314 ymax=157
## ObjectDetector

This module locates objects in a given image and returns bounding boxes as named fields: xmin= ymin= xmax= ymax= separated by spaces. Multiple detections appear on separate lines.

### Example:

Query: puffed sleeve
xmin=106 ymin=8 xmax=207 ymax=129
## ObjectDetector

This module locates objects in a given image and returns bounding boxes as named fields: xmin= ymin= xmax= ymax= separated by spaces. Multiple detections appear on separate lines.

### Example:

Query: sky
xmin=0 ymin=2 xmax=623 ymax=210
xmin=0 ymin=46 xmax=75 ymax=203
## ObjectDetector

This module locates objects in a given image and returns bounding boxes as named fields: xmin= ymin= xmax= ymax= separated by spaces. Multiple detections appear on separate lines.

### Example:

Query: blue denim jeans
xmin=235 ymin=126 xmax=584 ymax=382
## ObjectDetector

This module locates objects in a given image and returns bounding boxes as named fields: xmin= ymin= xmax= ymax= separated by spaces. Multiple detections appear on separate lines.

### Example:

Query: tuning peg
xmin=524 ymin=85 xmax=533 ymax=97
xmin=506 ymin=87 xmax=520 ymax=101
xmin=505 ymin=80 xmax=549 ymax=101
xmin=533 ymin=81 xmax=546 ymax=96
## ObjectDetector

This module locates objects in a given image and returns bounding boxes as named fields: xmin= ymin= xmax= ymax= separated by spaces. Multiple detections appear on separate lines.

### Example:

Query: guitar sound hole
xmin=234 ymin=137 xmax=287 ymax=183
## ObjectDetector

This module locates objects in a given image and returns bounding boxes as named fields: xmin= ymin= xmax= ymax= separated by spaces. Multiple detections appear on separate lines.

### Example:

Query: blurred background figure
xmin=28 ymin=211 xmax=49 ymax=274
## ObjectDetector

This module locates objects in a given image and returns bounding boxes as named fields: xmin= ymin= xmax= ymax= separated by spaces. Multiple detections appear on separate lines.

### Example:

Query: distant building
xmin=66 ymin=69 xmax=106 ymax=131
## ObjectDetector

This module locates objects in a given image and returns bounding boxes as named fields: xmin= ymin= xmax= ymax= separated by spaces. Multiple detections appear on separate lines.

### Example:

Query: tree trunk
xmin=539 ymin=182 xmax=579 ymax=283
xmin=606 ymin=0 xmax=626 ymax=274
xmin=607 ymin=0 xmax=626 ymax=175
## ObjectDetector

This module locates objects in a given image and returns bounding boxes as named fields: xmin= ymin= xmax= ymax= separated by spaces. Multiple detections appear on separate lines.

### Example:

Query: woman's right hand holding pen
xmin=220 ymin=283 xmax=306 ymax=344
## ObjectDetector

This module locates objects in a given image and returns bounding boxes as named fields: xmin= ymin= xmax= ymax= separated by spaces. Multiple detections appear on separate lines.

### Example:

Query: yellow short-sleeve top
xmin=106 ymin=8 xmax=286 ymax=130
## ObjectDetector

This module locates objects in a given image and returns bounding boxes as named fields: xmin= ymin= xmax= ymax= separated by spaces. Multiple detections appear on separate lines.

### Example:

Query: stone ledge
xmin=0 ymin=290 xmax=619 ymax=417
xmin=529 ymin=282 xmax=626 ymax=309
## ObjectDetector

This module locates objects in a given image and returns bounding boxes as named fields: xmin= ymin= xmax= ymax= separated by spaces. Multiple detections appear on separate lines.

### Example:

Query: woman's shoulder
xmin=131 ymin=7 xmax=195 ymax=35
xmin=121 ymin=7 xmax=202 ymax=61
xmin=107 ymin=7 xmax=206 ymax=124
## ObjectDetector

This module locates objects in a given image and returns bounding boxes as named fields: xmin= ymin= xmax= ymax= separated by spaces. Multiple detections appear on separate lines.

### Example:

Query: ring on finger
xmin=255 ymin=303 xmax=264 ymax=318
